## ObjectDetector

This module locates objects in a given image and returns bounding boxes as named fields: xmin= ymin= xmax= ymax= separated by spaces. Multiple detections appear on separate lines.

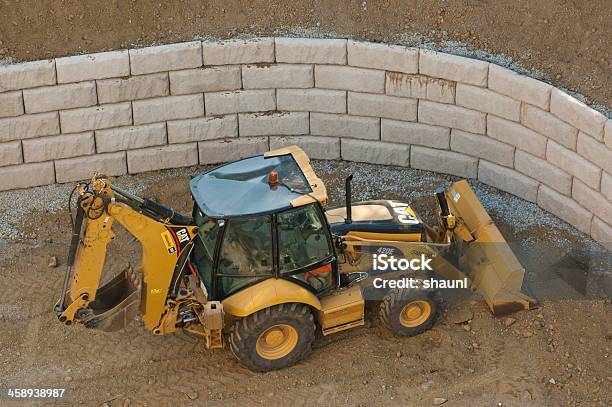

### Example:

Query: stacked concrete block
xmin=277 ymin=89 xmax=346 ymax=114
xmin=410 ymin=146 xmax=478 ymax=178
xmin=56 ymin=51 xmax=130 ymax=83
xmin=205 ymin=90 xmax=275 ymax=116
xmin=129 ymin=42 xmax=202 ymax=75
xmin=170 ymin=66 xmax=241 ymax=94
xmin=203 ymin=38 xmax=275 ymax=65
xmin=0 ymin=91 xmax=24 ymax=118
xmin=310 ymin=113 xmax=380 ymax=140
xmin=55 ymin=152 xmax=127 ymax=183
xmin=270 ymin=136 xmax=340 ymax=160
xmin=95 ymin=123 xmax=167 ymax=153
xmin=382 ymin=120 xmax=449 ymax=149
xmin=242 ymin=64 xmax=313 ymax=89
xmin=341 ymin=139 xmax=410 ymax=167
xmin=199 ymin=138 xmax=270 ymax=164
xmin=0 ymin=37 xmax=609 ymax=247
xmin=239 ymin=112 xmax=309 ymax=136
xmin=97 ymin=73 xmax=169 ymax=104
xmin=127 ymin=143 xmax=198 ymax=173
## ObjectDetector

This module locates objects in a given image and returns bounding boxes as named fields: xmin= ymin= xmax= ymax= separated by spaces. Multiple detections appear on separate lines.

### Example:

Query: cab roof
xmin=189 ymin=146 xmax=328 ymax=218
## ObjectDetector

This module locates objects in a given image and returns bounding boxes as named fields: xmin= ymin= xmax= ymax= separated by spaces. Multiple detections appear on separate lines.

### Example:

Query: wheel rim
xmin=256 ymin=324 xmax=299 ymax=360
xmin=399 ymin=300 xmax=431 ymax=327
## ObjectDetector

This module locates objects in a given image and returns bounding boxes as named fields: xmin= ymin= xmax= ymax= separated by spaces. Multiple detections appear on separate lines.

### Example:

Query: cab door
xmin=276 ymin=204 xmax=336 ymax=294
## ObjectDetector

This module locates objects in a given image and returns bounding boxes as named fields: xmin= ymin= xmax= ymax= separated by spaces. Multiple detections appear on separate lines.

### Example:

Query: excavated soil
xmin=0 ymin=1 xmax=610 ymax=109
xmin=0 ymin=161 xmax=610 ymax=407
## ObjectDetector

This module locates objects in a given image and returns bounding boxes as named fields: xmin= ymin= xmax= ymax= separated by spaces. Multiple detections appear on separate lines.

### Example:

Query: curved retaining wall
xmin=0 ymin=38 xmax=610 ymax=245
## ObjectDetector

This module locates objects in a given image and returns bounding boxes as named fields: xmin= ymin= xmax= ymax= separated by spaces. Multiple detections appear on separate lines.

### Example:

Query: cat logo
xmin=176 ymin=228 xmax=190 ymax=243
xmin=160 ymin=230 xmax=177 ymax=254
xmin=150 ymin=288 xmax=162 ymax=294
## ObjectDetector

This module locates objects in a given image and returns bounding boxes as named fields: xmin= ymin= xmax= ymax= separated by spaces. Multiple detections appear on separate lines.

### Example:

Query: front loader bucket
xmin=82 ymin=269 xmax=141 ymax=331
xmin=446 ymin=180 xmax=536 ymax=315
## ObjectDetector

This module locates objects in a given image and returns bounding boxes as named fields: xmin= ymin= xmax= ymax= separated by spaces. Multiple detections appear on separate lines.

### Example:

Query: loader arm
xmin=338 ymin=180 xmax=536 ymax=315
xmin=55 ymin=176 xmax=197 ymax=332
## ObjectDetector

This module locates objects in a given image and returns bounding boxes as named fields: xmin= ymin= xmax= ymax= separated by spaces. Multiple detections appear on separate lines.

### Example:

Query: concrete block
xmin=315 ymin=65 xmax=385 ymax=93
xmin=605 ymin=120 xmax=612 ymax=149
xmin=60 ymin=102 xmax=132 ymax=133
xmin=0 ymin=60 xmax=56 ymax=92
xmin=348 ymin=92 xmax=417 ymax=121
xmin=382 ymin=120 xmax=449 ymax=149
xmin=410 ymin=146 xmax=478 ymax=178
xmin=521 ymin=104 xmax=577 ymax=150
xmin=0 ymin=141 xmax=22 ymax=167
xmin=95 ymin=123 xmax=167 ymax=153
xmin=97 ymin=73 xmax=169 ymax=104
xmin=576 ymin=132 xmax=612 ymax=175
xmin=239 ymin=112 xmax=309 ymax=136
xmin=514 ymin=150 xmax=572 ymax=195
xmin=419 ymin=50 xmax=488 ymax=87
xmin=23 ymin=82 xmax=97 ymax=114
xmin=0 ymin=161 xmax=55 ymax=191
xmin=456 ymin=83 xmax=520 ymax=121
xmin=550 ymin=88 xmax=606 ymax=140
xmin=56 ymin=50 xmax=130 ymax=83
xmin=167 ymin=115 xmax=238 ymax=143
xmin=488 ymin=64 xmax=551 ymax=110
xmin=202 ymin=38 xmax=275 ymax=65
xmin=347 ymin=40 xmax=418 ymax=73
xmin=547 ymin=140 xmax=601 ymax=190
xmin=537 ymin=185 xmax=592 ymax=234
xmin=275 ymin=38 xmax=347 ymax=64
xmin=55 ymin=152 xmax=126 ymax=183
xmin=242 ymin=64 xmax=313 ymax=89
xmin=591 ymin=217 xmax=612 ymax=248
xmin=602 ymin=172 xmax=612 ymax=202
xmin=169 ymin=66 xmax=241 ymax=95
xmin=133 ymin=94 xmax=203 ymax=125
xmin=386 ymin=73 xmax=455 ymax=104
xmin=478 ymin=160 xmax=539 ymax=202
xmin=341 ymin=138 xmax=410 ymax=167
xmin=277 ymin=89 xmax=346 ymax=114
xmin=0 ymin=112 xmax=60 ymax=142
xmin=127 ymin=143 xmax=198 ymax=174
xmin=205 ymin=90 xmax=275 ymax=116
xmin=418 ymin=100 xmax=486 ymax=134
xmin=199 ymin=137 xmax=269 ymax=164
xmin=450 ymin=129 xmax=514 ymax=167
xmin=487 ymin=115 xmax=547 ymax=158
xmin=0 ymin=91 xmax=24 ymax=118
xmin=270 ymin=136 xmax=340 ymax=160
xmin=23 ymin=132 xmax=95 ymax=162
xmin=310 ymin=113 xmax=379 ymax=140
xmin=572 ymin=180 xmax=612 ymax=226
xmin=129 ymin=41 xmax=202 ymax=75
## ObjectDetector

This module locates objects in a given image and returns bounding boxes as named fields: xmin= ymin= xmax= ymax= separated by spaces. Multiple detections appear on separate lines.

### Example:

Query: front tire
xmin=229 ymin=303 xmax=315 ymax=372
xmin=380 ymin=288 xmax=438 ymax=336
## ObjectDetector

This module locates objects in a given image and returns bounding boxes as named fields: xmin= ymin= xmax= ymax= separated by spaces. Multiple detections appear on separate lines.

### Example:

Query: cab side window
xmin=277 ymin=205 xmax=333 ymax=292
xmin=217 ymin=216 xmax=273 ymax=296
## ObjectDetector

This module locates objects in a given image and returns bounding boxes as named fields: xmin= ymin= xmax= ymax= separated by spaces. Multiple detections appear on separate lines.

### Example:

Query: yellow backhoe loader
xmin=55 ymin=146 xmax=535 ymax=371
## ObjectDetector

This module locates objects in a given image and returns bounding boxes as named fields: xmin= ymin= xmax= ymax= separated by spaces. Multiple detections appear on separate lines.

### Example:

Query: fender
xmin=222 ymin=278 xmax=322 ymax=317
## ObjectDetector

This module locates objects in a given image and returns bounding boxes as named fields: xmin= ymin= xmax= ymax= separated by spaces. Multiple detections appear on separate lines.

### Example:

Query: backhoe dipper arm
xmin=54 ymin=175 xmax=197 ymax=332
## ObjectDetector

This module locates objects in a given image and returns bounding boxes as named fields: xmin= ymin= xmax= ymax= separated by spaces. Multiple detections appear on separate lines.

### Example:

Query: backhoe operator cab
xmin=55 ymin=145 xmax=534 ymax=372
xmin=189 ymin=148 xmax=338 ymax=302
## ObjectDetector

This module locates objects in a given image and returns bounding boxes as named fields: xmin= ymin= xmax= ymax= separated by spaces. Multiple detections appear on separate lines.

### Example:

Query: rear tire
xmin=229 ymin=303 xmax=315 ymax=372
xmin=380 ymin=288 xmax=438 ymax=337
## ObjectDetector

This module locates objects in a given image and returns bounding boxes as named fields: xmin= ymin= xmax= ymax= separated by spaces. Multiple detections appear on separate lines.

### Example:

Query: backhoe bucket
xmin=446 ymin=180 xmax=536 ymax=315
xmin=81 ymin=269 xmax=141 ymax=332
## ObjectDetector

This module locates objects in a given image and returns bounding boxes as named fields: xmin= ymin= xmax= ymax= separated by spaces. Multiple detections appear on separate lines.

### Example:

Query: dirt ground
xmin=0 ymin=161 xmax=610 ymax=407
xmin=0 ymin=1 xmax=610 ymax=108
